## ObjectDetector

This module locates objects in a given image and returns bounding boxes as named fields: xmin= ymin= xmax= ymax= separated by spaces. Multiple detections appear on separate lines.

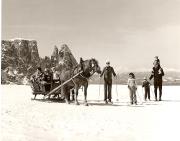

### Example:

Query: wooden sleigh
xmin=30 ymin=71 xmax=83 ymax=100
xmin=30 ymin=80 xmax=61 ymax=99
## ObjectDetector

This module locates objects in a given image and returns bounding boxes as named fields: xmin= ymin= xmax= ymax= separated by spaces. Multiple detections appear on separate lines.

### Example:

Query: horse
xmin=59 ymin=58 xmax=101 ymax=106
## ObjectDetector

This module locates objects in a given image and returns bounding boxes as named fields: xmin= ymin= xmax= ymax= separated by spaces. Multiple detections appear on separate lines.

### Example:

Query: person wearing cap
xmin=153 ymin=56 xmax=160 ymax=67
xmin=142 ymin=77 xmax=151 ymax=101
xmin=100 ymin=61 xmax=116 ymax=104
xmin=149 ymin=63 xmax=164 ymax=101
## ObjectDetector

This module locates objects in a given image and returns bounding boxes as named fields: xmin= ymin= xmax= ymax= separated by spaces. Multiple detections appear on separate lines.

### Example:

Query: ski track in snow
xmin=1 ymin=85 xmax=180 ymax=141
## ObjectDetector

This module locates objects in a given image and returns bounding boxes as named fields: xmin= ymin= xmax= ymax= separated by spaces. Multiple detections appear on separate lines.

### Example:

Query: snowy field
xmin=1 ymin=85 xmax=180 ymax=141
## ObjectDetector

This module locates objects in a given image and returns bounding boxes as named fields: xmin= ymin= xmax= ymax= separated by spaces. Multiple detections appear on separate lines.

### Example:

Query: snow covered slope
xmin=1 ymin=85 xmax=180 ymax=141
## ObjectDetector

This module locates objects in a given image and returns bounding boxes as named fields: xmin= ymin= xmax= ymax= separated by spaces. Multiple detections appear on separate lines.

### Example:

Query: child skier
xmin=153 ymin=56 xmax=160 ymax=67
xmin=127 ymin=73 xmax=137 ymax=105
xmin=142 ymin=77 xmax=151 ymax=101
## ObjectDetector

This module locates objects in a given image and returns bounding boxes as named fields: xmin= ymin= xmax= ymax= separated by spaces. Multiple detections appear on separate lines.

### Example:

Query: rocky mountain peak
xmin=1 ymin=39 xmax=78 ymax=84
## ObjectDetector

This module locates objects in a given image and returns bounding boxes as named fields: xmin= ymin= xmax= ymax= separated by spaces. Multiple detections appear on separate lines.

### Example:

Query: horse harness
xmin=71 ymin=59 xmax=96 ymax=86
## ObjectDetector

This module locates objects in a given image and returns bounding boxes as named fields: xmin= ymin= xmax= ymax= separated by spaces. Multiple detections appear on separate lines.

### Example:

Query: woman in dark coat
xmin=149 ymin=64 xmax=164 ymax=101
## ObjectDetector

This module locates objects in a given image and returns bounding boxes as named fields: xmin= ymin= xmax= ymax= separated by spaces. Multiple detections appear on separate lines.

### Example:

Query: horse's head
xmin=79 ymin=58 xmax=101 ymax=78
xmin=89 ymin=58 xmax=101 ymax=74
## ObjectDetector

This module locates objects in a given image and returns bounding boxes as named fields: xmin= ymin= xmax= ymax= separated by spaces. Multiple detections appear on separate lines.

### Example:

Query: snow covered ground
xmin=1 ymin=85 xmax=180 ymax=141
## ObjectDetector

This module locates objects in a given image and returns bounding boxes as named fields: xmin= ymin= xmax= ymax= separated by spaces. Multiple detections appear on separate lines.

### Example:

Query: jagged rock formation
xmin=1 ymin=40 xmax=18 ymax=69
xmin=1 ymin=38 xmax=40 ymax=84
xmin=40 ymin=56 xmax=52 ymax=70
xmin=51 ymin=44 xmax=78 ymax=70
xmin=51 ymin=45 xmax=59 ymax=67
xmin=2 ymin=38 xmax=40 ymax=70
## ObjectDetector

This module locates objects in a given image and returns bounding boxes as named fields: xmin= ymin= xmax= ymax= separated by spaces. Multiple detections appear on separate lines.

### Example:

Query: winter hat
xmin=106 ymin=61 xmax=110 ymax=64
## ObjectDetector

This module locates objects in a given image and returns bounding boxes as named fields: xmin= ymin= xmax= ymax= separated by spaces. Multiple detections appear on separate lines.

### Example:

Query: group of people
xmin=31 ymin=56 xmax=165 ymax=105
xmin=31 ymin=67 xmax=60 ymax=93
xmin=100 ymin=56 xmax=164 ymax=105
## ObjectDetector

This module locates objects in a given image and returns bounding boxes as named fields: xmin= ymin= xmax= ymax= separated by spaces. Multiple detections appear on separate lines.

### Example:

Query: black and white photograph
xmin=1 ymin=0 xmax=180 ymax=141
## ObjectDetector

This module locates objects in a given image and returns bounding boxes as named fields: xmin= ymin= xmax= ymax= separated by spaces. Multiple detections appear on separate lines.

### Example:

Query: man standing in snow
xmin=100 ymin=61 xmax=116 ymax=104
xmin=149 ymin=64 xmax=164 ymax=101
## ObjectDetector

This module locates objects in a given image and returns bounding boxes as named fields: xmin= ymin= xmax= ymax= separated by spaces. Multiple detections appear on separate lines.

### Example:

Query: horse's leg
xmin=84 ymin=82 xmax=89 ymax=106
xmin=71 ymin=89 xmax=75 ymax=101
xmin=61 ymin=85 xmax=70 ymax=104
xmin=67 ymin=88 xmax=71 ymax=102
xmin=57 ymin=92 xmax=60 ymax=99
xmin=48 ymin=94 xmax=51 ymax=99
xmin=34 ymin=94 xmax=37 ymax=99
xmin=75 ymin=86 xmax=79 ymax=105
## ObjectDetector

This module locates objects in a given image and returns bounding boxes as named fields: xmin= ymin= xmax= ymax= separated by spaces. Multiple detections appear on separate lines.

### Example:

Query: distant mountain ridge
xmin=89 ymin=71 xmax=180 ymax=85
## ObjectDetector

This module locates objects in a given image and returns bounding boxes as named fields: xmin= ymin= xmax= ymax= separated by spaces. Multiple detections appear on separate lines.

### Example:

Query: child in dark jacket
xmin=142 ymin=77 xmax=151 ymax=101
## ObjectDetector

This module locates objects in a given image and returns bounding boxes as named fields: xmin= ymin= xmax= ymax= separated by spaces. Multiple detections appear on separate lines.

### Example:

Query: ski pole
xmin=142 ymin=87 xmax=145 ymax=101
xmin=115 ymin=77 xmax=119 ymax=101
xmin=136 ymin=88 xmax=143 ymax=105
xmin=150 ymin=86 xmax=155 ymax=100
xmin=98 ymin=77 xmax=101 ymax=102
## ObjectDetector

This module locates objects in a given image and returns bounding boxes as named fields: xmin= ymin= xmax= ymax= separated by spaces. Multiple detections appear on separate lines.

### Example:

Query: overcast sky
xmin=2 ymin=0 xmax=180 ymax=71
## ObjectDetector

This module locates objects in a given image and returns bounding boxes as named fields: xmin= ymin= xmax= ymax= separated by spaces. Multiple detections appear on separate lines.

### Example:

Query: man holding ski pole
xmin=100 ymin=61 xmax=116 ymax=104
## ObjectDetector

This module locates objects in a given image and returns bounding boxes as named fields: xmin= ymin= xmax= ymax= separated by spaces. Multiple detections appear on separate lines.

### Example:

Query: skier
xmin=142 ymin=77 xmax=151 ymax=101
xmin=127 ymin=73 xmax=137 ymax=105
xmin=149 ymin=64 xmax=164 ymax=101
xmin=100 ymin=61 xmax=116 ymax=104
xmin=153 ymin=56 xmax=160 ymax=67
